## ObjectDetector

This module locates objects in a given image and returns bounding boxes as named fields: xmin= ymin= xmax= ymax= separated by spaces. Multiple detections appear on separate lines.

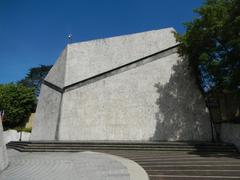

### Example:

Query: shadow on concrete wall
xmin=151 ymin=59 xmax=211 ymax=141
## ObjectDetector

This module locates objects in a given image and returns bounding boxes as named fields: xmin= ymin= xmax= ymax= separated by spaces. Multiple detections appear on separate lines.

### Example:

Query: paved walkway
xmin=100 ymin=150 xmax=240 ymax=180
xmin=0 ymin=150 xmax=148 ymax=180
xmin=3 ymin=142 xmax=240 ymax=180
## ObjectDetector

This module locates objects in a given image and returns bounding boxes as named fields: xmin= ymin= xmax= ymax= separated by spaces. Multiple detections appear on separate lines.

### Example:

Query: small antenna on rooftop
xmin=68 ymin=33 xmax=73 ymax=44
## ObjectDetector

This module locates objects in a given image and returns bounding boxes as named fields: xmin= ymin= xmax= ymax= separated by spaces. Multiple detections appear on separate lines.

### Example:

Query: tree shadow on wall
xmin=151 ymin=58 xmax=211 ymax=141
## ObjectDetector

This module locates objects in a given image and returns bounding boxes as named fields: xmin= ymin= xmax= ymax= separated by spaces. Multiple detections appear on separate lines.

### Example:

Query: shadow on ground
xmin=188 ymin=144 xmax=240 ymax=159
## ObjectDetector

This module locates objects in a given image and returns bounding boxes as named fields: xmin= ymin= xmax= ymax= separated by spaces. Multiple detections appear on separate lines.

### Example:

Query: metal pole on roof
xmin=68 ymin=34 xmax=73 ymax=44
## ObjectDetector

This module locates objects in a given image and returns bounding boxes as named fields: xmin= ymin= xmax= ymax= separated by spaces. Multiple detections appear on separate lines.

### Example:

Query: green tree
xmin=175 ymin=0 xmax=240 ymax=93
xmin=0 ymin=83 xmax=36 ymax=129
xmin=18 ymin=65 xmax=52 ymax=96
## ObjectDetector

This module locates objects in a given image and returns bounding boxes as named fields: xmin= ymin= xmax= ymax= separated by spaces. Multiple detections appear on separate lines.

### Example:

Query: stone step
xmin=6 ymin=141 xmax=240 ymax=180
xmin=7 ymin=145 xmax=237 ymax=152
xmin=8 ymin=143 xmax=236 ymax=149
xmin=149 ymin=176 xmax=240 ymax=180
xmin=7 ymin=148 xmax=237 ymax=153
xmin=147 ymin=170 xmax=240 ymax=176
xmin=7 ymin=141 xmax=236 ymax=149
xmin=7 ymin=141 xmax=238 ymax=153
xmin=8 ymin=141 xmax=235 ymax=146
xmin=7 ymin=145 xmax=236 ymax=152
xmin=7 ymin=143 xmax=236 ymax=148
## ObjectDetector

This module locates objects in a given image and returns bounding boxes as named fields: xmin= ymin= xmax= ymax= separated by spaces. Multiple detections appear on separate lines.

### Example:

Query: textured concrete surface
xmin=59 ymin=53 xmax=211 ymax=141
xmin=32 ymin=27 xmax=211 ymax=141
xmin=25 ymin=113 xmax=35 ymax=129
xmin=31 ymin=84 xmax=62 ymax=140
xmin=0 ymin=150 xmax=148 ymax=180
xmin=0 ymin=120 xmax=8 ymax=172
xmin=3 ymin=130 xmax=30 ymax=143
xmin=45 ymin=48 xmax=67 ymax=89
xmin=221 ymin=123 xmax=240 ymax=151
xmin=65 ymin=28 xmax=177 ymax=86
xmin=3 ymin=130 xmax=19 ymax=143
xmin=45 ymin=27 xmax=177 ymax=87
xmin=20 ymin=132 xmax=31 ymax=141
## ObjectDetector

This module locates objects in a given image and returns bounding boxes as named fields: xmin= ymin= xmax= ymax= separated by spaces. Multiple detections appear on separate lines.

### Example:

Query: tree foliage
xmin=0 ymin=83 xmax=36 ymax=129
xmin=175 ymin=0 xmax=240 ymax=93
xmin=18 ymin=65 xmax=52 ymax=96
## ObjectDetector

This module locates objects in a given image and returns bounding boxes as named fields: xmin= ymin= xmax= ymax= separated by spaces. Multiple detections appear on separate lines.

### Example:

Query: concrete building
xmin=31 ymin=27 xmax=212 ymax=141
xmin=0 ymin=120 xmax=8 ymax=172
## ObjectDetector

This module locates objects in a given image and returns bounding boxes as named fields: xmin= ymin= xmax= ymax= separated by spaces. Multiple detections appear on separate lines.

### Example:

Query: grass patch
xmin=14 ymin=127 xmax=32 ymax=133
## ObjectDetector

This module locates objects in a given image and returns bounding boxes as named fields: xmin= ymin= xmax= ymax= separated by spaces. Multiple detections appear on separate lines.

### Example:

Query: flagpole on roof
xmin=68 ymin=34 xmax=72 ymax=44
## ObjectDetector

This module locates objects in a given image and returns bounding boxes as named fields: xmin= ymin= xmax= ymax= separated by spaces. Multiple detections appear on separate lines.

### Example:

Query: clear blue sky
xmin=0 ymin=0 xmax=204 ymax=84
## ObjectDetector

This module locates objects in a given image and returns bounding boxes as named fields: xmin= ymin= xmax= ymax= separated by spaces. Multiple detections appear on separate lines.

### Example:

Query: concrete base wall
xmin=3 ymin=130 xmax=19 ymax=143
xmin=4 ymin=130 xmax=30 ymax=144
xmin=58 ymin=54 xmax=211 ymax=141
xmin=0 ymin=121 xmax=8 ymax=172
xmin=220 ymin=123 xmax=240 ymax=151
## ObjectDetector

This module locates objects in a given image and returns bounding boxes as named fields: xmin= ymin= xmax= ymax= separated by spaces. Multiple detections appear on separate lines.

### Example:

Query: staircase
xmin=7 ymin=141 xmax=240 ymax=180
xmin=7 ymin=141 xmax=237 ymax=153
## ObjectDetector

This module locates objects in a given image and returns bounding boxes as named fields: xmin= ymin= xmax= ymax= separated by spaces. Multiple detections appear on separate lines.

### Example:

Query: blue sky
xmin=0 ymin=0 xmax=204 ymax=83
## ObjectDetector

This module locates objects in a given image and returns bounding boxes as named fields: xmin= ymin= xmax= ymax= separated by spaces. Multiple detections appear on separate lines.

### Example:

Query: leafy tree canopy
xmin=175 ymin=0 xmax=240 ymax=93
xmin=0 ymin=83 xmax=36 ymax=129
xmin=18 ymin=65 xmax=52 ymax=96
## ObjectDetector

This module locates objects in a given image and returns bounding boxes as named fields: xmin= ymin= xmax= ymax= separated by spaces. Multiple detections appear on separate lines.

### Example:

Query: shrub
xmin=0 ymin=83 xmax=36 ymax=129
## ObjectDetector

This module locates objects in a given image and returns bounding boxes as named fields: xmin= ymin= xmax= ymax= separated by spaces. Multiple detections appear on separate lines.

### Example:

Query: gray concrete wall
xmin=3 ymin=130 xmax=19 ymax=143
xmin=220 ymin=123 xmax=240 ymax=150
xmin=59 ymin=53 xmax=211 ymax=141
xmin=4 ymin=130 xmax=30 ymax=143
xmin=32 ymin=28 xmax=212 ymax=141
xmin=31 ymin=84 xmax=62 ymax=140
xmin=65 ymin=28 xmax=177 ymax=87
xmin=45 ymin=48 xmax=67 ymax=89
xmin=0 ymin=120 xmax=8 ymax=172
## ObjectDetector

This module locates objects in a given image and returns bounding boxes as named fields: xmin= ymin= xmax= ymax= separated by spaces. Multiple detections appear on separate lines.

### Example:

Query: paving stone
xmin=0 ymin=150 xmax=138 ymax=180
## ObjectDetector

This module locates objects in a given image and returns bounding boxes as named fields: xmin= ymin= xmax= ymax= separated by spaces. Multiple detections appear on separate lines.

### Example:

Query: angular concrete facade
xmin=31 ymin=28 xmax=212 ymax=141
xmin=0 ymin=120 xmax=8 ymax=172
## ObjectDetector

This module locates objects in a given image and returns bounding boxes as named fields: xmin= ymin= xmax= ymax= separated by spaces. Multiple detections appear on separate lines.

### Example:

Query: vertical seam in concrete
xmin=54 ymin=46 xmax=68 ymax=140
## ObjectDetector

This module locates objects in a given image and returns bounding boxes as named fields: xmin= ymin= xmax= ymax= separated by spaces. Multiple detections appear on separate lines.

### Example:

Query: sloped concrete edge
xmin=83 ymin=151 xmax=149 ymax=180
